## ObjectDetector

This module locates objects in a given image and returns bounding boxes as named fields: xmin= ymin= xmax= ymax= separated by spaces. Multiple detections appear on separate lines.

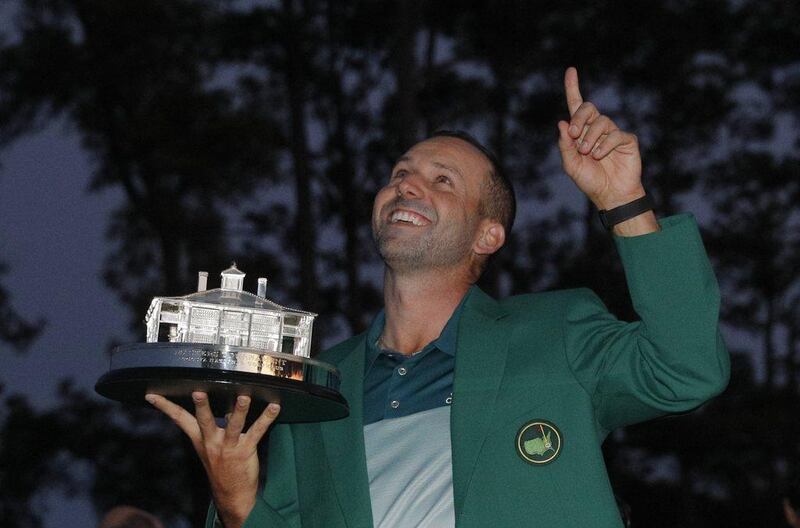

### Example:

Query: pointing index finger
xmin=564 ymin=66 xmax=583 ymax=116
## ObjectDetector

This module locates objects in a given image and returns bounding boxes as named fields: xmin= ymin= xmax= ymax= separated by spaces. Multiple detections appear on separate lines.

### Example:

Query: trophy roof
xmin=158 ymin=288 xmax=316 ymax=316
xmin=220 ymin=264 xmax=246 ymax=276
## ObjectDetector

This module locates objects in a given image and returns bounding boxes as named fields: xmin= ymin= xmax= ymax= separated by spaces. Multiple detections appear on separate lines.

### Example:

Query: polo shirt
xmin=362 ymin=294 xmax=466 ymax=424
xmin=362 ymin=291 xmax=469 ymax=528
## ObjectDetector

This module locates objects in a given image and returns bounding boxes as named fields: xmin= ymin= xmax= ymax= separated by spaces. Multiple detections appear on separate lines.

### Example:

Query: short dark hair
xmin=429 ymin=129 xmax=516 ymax=235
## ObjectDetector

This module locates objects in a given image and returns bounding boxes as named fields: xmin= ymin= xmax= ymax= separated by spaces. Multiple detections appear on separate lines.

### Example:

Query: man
xmin=147 ymin=67 xmax=729 ymax=527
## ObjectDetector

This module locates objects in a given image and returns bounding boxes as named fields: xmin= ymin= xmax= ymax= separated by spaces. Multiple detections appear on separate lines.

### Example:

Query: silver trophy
xmin=95 ymin=264 xmax=348 ymax=423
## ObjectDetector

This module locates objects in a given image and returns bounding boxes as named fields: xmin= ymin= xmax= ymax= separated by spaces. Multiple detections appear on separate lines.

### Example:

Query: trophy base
xmin=96 ymin=366 xmax=349 ymax=423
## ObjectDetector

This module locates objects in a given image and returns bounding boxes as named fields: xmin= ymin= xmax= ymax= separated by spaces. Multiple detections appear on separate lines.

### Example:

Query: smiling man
xmin=148 ymin=67 xmax=730 ymax=528
xmin=369 ymin=132 xmax=512 ymax=359
xmin=372 ymin=134 xmax=508 ymax=277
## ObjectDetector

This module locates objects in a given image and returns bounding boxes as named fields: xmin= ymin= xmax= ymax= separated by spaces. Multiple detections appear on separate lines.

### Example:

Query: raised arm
xmin=554 ymin=68 xmax=729 ymax=429
xmin=557 ymin=66 xmax=659 ymax=237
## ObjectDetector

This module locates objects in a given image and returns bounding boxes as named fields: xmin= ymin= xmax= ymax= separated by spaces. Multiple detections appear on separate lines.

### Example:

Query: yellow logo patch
xmin=515 ymin=419 xmax=562 ymax=465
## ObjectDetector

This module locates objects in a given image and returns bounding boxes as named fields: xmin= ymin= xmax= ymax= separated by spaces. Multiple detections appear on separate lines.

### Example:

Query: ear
xmin=473 ymin=220 xmax=506 ymax=256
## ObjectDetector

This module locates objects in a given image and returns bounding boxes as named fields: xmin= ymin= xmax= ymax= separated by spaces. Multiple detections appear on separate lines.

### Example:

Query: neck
xmin=380 ymin=266 xmax=472 ymax=356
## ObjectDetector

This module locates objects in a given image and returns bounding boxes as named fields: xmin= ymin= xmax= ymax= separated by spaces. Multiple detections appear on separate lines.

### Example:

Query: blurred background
xmin=0 ymin=0 xmax=798 ymax=526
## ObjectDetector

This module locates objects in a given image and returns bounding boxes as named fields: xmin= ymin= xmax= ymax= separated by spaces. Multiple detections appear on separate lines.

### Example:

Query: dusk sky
xmin=1 ymin=120 xmax=128 ymax=404
xmin=1 ymin=120 xmax=129 ymax=527
xmin=2 ymin=3 xmax=793 ymax=526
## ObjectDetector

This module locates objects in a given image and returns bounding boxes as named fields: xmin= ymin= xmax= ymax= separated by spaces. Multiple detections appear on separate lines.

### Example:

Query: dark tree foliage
xmin=0 ymin=0 xmax=798 ymax=526
xmin=0 ymin=263 xmax=42 ymax=353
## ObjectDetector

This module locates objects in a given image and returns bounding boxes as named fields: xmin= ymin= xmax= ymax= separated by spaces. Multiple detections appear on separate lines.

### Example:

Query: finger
xmin=590 ymin=130 xmax=635 ymax=159
xmin=579 ymin=115 xmax=618 ymax=155
xmin=588 ymin=134 xmax=608 ymax=158
xmin=192 ymin=391 xmax=218 ymax=437
xmin=224 ymin=395 xmax=251 ymax=445
xmin=146 ymin=393 xmax=202 ymax=443
xmin=569 ymin=102 xmax=600 ymax=139
xmin=243 ymin=403 xmax=281 ymax=449
xmin=564 ymin=66 xmax=583 ymax=116
xmin=557 ymin=121 xmax=576 ymax=153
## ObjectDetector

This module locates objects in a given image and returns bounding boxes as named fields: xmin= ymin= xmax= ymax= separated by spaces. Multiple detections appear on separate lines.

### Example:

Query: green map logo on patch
xmin=516 ymin=419 xmax=562 ymax=465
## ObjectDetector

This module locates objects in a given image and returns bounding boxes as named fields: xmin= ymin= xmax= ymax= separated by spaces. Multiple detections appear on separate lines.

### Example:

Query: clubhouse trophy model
xmin=96 ymin=264 xmax=348 ymax=423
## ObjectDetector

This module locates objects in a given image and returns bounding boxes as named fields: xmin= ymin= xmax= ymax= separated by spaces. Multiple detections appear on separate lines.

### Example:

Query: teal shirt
xmin=362 ymin=291 xmax=469 ymax=527
xmin=362 ymin=291 xmax=468 ymax=425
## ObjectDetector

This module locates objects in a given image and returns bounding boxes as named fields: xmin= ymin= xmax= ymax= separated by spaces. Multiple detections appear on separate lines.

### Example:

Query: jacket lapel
xmin=320 ymin=335 xmax=374 ymax=527
xmin=451 ymin=287 xmax=511 ymax=518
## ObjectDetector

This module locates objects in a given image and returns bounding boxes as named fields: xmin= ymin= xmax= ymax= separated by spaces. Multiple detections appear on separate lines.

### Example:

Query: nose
xmin=396 ymin=172 xmax=424 ymax=199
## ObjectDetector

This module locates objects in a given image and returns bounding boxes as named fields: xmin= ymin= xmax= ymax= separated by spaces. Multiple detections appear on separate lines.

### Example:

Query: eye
xmin=435 ymin=174 xmax=452 ymax=185
xmin=390 ymin=169 xmax=407 ymax=181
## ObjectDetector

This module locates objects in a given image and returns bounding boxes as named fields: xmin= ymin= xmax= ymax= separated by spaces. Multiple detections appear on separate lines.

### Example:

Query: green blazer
xmin=208 ymin=214 xmax=729 ymax=527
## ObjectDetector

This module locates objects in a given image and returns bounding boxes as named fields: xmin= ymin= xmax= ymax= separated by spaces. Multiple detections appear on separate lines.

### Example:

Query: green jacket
xmin=208 ymin=214 xmax=729 ymax=527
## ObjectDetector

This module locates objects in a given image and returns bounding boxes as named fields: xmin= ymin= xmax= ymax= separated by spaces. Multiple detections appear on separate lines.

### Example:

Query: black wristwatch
xmin=598 ymin=194 xmax=655 ymax=230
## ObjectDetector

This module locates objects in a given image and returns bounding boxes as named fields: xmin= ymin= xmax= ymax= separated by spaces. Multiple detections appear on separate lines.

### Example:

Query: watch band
xmin=598 ymin=194 xmax=655 ymax=230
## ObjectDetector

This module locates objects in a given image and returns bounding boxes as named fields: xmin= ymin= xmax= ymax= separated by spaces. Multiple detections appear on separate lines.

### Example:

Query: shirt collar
xmin=365 ymin=287 xmax=473 ymax=370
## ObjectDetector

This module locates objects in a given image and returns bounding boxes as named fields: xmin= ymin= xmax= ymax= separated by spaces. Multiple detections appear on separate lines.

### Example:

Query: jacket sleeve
xmin=205 ymin=424 xmax=301 ymax=528
xmin=564 ymin=213 xmax=730 ymax=432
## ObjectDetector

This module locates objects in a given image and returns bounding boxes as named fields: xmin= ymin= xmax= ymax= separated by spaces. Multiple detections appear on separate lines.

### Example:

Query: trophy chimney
xmin=197 ymin=271 xmax=208 ymax=292
xmin=257 ymin=278 xmax=268 ymax=299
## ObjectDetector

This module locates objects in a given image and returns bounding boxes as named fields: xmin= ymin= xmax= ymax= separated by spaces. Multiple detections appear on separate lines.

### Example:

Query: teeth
xmin=390 ymin=210 xmax=425 ymax=226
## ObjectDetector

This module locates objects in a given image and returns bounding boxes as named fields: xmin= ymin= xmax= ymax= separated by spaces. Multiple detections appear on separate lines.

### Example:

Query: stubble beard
xmin=372 ymin=217 xmax=476 ymax=274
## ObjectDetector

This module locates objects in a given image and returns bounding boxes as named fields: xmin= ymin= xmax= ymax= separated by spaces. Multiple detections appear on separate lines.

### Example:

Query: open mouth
xmin=389 ymin=209 xmax=431 ymax=226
